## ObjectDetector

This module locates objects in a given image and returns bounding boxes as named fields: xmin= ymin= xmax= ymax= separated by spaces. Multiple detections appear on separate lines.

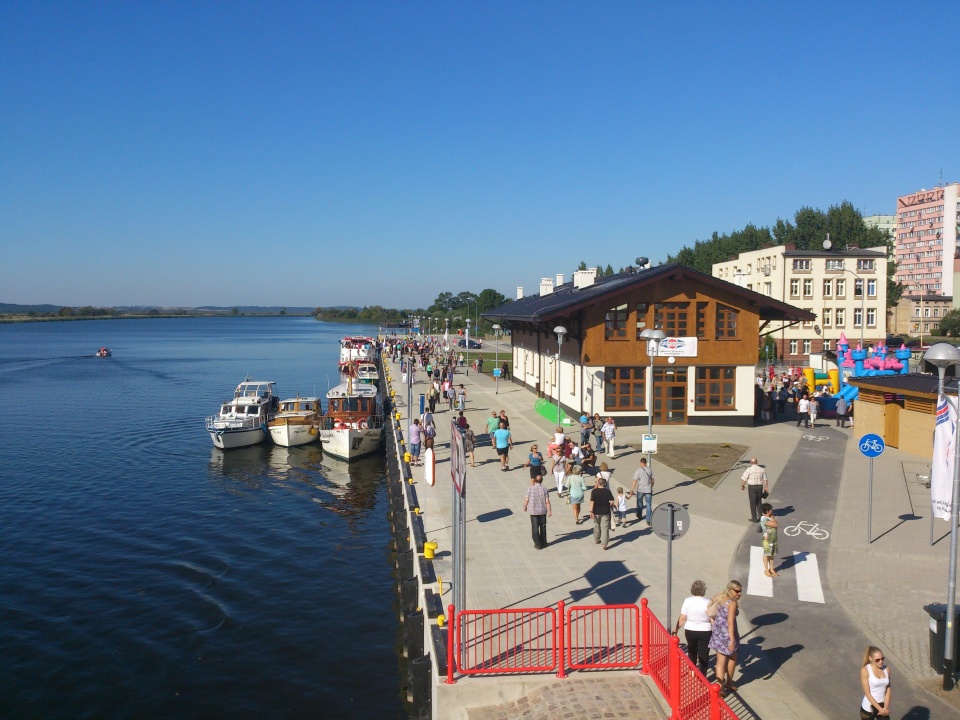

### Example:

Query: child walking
xmin=614 ymin=487 xmax=628 ymax=526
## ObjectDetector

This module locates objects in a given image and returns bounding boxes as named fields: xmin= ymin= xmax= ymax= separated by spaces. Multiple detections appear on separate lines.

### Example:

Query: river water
xmin=0 ymin=316 xmax=403 ymax=719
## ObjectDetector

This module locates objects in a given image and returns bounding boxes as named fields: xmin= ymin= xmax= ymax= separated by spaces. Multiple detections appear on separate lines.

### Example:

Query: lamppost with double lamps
xmin=639 ymin=329 xmax=666 ymax=469
xmin=824 ymin=237 xmax=866 ymax=349
xmin=465 ymin=318 xmax=471 ymax=374
xmin=924 ymin=342 xmax=960 ymax=690
xmin=492 ymin=324 xmax=502 ymax=393
xmin=445 ymin=317 xmax=450 ymax=349
xmin=554 ymin=325 xmax=567 ymax=425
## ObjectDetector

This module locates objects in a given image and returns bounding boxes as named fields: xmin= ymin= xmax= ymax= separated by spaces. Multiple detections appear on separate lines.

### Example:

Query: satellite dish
xmin=635 ymin=257 xmax=649 ymax=267
xmin=823 ymin=238 xmax=832 ymax=251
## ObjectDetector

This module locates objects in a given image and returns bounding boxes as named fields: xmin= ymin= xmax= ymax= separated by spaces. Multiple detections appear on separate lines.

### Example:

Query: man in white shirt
xmin=796 ymin=395 xmax=810 ymax=428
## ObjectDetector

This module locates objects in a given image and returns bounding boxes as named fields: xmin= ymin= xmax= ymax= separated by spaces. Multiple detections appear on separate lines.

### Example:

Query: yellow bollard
xmin=413 ymin=506 xmax=421 ymax=514
xmin=404 ymin=451 xmax=412 ymax=464
xmin=437 ymin=614 xmax=445 ymax=627
xmin=438 ymin=576 xmax=443 ymax=595
xmin=424 ymin=540 xmax=438 ymax=559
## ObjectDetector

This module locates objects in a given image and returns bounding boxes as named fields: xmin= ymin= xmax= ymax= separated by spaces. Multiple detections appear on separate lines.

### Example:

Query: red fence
xmin=447 ymin=598 xmax=735 ymax=720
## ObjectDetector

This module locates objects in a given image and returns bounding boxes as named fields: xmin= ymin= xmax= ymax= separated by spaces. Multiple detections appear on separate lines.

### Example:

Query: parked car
xmin=457 ymin=338 xmax=483 ymax=349
xmin=885 ymin=336 xmax=906 ymax=347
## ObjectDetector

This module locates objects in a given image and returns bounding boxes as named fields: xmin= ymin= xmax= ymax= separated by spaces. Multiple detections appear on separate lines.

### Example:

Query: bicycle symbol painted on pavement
xmin=783 ymin=521 xmax=830 ymax=540
xmin=802 ymin=435 xmax=830 ymax=442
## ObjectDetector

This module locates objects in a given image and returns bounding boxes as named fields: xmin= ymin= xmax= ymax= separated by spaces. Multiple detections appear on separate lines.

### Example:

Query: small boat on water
xmin=352 ymin=361 xmax=379 ymax=385
xmin=319 ymin=378 xmax=384 ymax=460
xmin=338 ymin=336 xmax=376 ymax=369
xmin=206 ymin=379 xmax=279 ymax=449
xmin=268 ymin=395 xmax=323 ymax=447
xmin=96 ymin=347 xmax=112 ymax=357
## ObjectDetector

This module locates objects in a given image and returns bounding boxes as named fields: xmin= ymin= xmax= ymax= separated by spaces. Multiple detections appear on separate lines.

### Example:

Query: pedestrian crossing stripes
xmin=745 ymin=546 xmax=825 ymax=603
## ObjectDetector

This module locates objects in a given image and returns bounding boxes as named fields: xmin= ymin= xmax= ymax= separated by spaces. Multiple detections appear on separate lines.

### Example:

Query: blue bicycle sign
xmin=859 ymin=434 xmax=885 ymax=458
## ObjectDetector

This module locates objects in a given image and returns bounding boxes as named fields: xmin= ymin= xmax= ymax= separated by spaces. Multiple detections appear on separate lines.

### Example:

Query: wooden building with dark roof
xmin=483 ymin=264 xmax=815 ymax=427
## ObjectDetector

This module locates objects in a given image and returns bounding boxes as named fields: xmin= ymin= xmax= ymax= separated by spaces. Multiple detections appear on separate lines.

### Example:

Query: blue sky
xmin=2 ymin=2 xmax=958 ymax=309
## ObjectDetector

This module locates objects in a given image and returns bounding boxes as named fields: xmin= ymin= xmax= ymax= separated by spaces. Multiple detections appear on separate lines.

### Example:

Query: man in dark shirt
xmin=589 ymin=477 xmax=616 ymax=549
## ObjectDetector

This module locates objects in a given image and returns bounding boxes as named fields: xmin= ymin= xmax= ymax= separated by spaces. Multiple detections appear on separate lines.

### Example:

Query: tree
xmin=58 ymin=307 xmax=75 ymax=317
xmin=937 ymin=309 xmax=960 ymax=338
xmin=231 ymin=308 xmax=239 ymax=315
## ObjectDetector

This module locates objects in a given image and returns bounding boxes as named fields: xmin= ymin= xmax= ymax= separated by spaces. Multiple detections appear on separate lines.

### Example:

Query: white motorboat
xmin=268 ymin=395 xmax=322 ymax=447
xmin=353 ymin=361 xmax=379 ymax=385
xmin=206 ymin=379 xmax=279 ymax=449
xmin=318 ymin=379 xmax=384 ymax=460
xmin=338 ymin=336 xmax=376 ymax=369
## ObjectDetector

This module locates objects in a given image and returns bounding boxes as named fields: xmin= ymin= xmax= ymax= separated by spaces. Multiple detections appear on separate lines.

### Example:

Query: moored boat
xmin=318 ymin=379 xmax=384 ymax=460
xmin=206 ymin=379 xmax=279 ymax=449
xmin=353 ymin=361 xmax=379 ymax=385
xmin=268 ymin=395 xmax=322 ymax=447
xmin=338 ymin=336 xmax=376 ymax=369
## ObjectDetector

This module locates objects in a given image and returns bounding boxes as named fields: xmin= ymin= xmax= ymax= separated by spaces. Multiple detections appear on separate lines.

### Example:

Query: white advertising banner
xmin=931 ymin=394 xmax=956 ymax=520
xmin=654 ymin=337 xmax=698 ymax=357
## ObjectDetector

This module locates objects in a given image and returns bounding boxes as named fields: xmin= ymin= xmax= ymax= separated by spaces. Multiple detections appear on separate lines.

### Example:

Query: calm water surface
xmin=0 ymin=317 xmax=403 ymax=719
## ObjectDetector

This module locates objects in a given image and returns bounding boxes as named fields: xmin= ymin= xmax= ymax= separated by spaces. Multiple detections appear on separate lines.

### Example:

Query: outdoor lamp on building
xmin=923 ymin=341 xmax=960 ymax=690
xmin=554 ymin=325 xmax=567 ymax=424
xmin=492 ymin=324 xmax=502 ymax=394
xmin=639 ymin=329 xmax=667 ymax=468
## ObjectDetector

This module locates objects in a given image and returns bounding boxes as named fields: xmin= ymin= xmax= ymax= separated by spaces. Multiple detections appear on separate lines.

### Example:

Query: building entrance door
xmin=653 ymin=367 xmax=688 ymax=425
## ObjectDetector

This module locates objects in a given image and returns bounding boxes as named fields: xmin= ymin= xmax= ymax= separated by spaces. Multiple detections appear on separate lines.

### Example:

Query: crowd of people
xmin=755 ymin=366 xmax=854 ymax=428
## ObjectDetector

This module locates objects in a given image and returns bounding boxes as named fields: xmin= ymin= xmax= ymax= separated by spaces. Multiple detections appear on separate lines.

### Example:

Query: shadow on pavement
xmin=476 ymin=508 xmax=513 ymax=523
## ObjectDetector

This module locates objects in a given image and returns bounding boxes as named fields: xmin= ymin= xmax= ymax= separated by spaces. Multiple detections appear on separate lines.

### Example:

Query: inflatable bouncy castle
xmin=832 ymin=331 xmax=912 ymax=403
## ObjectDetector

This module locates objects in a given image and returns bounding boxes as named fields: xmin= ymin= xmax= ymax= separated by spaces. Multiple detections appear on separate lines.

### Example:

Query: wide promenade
xmin=391 ymin=343 xmax=958 ymax=719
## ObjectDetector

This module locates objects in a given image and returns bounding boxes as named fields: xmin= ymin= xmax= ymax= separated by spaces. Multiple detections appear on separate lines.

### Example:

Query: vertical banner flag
xmin=931 ymin=394 xmax=956 ymax=520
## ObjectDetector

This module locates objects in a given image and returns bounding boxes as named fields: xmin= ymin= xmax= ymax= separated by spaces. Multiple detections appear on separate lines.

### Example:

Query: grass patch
xmin=630 ymin=443 xmax=749 ymax=488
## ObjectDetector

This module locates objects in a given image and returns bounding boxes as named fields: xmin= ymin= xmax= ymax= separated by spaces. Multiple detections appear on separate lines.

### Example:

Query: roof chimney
xmin=540 ymin=277 xmax=554 ymax=296
xmin=573 ymin=268 xmax=598 ymax=289
xmin=556 ymin=273 xmax=564 ymax=288
xmin=517 ymin=286 xmax=524 ymax=300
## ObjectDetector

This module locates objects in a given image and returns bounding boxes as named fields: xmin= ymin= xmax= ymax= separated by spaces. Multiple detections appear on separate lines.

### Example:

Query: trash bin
xmin=924 ymin=603 xmax=960 ymax=671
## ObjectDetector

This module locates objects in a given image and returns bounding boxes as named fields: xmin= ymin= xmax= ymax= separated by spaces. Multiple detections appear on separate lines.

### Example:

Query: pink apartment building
xmin=894 ymin=182 xmax=960 ymax=299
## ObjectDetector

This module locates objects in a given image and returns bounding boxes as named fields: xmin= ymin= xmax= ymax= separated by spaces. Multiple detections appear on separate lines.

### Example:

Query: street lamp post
xmin=445 ymin=317 xmax=450 ymax=350
xmin=554 ymin=326 xmax=567 ymax=425
xmin=465 ymin=319 xmax=471 ymax=375
xmin=842 ymin=268 xmax=865 ymax=349
xmin=924 ymin=342 xmax=960 ymax=690
xmin=639 ymin=329 xmax=666 ymax=469
xmin=492 ymin=324 xmax=502 ymax=393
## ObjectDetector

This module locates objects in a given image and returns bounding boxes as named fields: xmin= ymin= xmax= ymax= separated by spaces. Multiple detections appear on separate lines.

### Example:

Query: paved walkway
xmin=390 ymin=354 xmax=959 ymax=718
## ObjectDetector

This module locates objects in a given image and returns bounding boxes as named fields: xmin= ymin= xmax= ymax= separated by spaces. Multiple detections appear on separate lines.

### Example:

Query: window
xmin=604 ymin=367 xmax=645 ymax=410
xmin=823 ymin=339 xmax=832 ymax=351
xmin=695 ymin=367 xmax=736 ymax=410
xmin=696 ymin=302 xmax=707 ymax=338
xmin=789 ymin=340 xmax=798 ymax=355
xmin=935 ymin=308 xmax=941 ymax=317
xmin=802 ymin=309 xmax=813 ymax=328
xmin=826 ymin=259 xmax=844 ymax=270
xmin=867 ymin=279 xmax=877 ymax=297
xmin=764 ymin=282 xmax=772 ymax=296
xmin=854 ymin=279 xmax=864 ymax=298
xmin=924 ymin=307 xmax=931 ymax=318
xmin=655 ymin=302 xmax=689 ymax=337
xmin=715 ymin=304 xmax=738 ymax=339
xmin=836 ymin=308 xmax=846 ymax=327
xmin=634 ymin=303 xmax=648 ymax=339
xmin=854 ymin=308 xmax=863 ymax=327
xmin=823 ymin=279 xmax=833 ymax=298
xmin=803 ymin=279 xmax=813 ymax=297
xmin=790 ymin=279 xmax=800 ymax=297
xmin=605 ymin=303 xmax=628 ymax=340
xmin=836 ymin=279 xmax=846 ymax=298
xmin=792 ymin=259 xmax=811 ymax=271
xmin=803 ymin=340 xmax=811 ymax=354
xmin=857 ymin=259 xmax=876 ymax=271
xmin=822 ymin=308 xmax=832 ymax=327
xmin=867 ymin=308 xmax=876 ymax=327
xmin=915 ymin=307 xmax=921 ymax=317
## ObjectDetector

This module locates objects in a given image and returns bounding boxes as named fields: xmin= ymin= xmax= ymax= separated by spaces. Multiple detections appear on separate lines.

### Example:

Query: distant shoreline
xmin=0 ymin=312 xmax=312 ymax=325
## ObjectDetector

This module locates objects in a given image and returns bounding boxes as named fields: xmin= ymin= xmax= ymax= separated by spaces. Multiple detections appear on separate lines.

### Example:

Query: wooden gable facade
xmin=486 ymin=264 xmax=813 ymax=427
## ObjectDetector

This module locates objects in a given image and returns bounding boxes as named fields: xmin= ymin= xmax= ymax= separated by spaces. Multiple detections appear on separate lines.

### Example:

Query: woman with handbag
xmin=759 ymin=503 xmax=779 ymax=577
xmin=707 ymin=580 xmax=743 ymax=696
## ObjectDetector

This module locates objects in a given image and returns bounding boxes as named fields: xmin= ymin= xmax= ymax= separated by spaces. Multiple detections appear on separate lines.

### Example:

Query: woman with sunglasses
xmin=707 ymin=580 xmax=742 ymax=696
xmin=859 ymin=646 xmax=891 ymax=718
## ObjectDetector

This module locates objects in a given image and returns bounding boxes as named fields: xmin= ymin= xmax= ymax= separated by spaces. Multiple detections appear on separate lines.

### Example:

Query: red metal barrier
xmin=445 ymin=597 xmax=737 ymax=720
xmin=566 ymin=603 xmax=640 ymax=670
xmin=456 ymin=606 xmax=558 ymax=675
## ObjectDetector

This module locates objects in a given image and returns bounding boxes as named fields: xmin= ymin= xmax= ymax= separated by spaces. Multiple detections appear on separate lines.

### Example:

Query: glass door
xmin=653 ymin=367 xmax=688 ymax=424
